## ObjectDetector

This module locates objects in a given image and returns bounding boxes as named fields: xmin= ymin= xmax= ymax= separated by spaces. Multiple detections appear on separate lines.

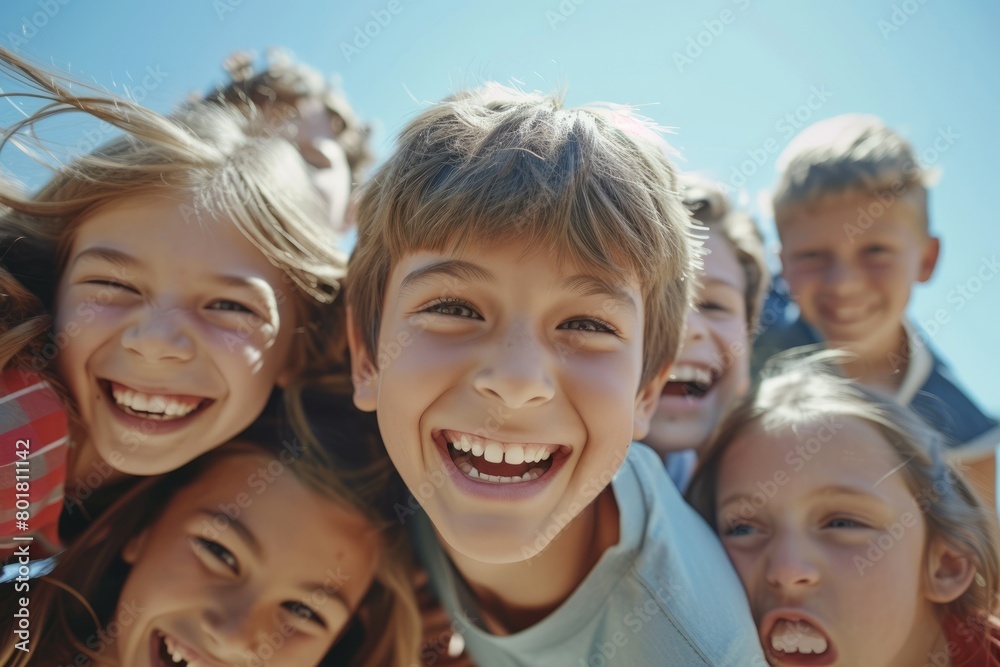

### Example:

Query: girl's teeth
xmin=770 ymin=620 xmax=829 ymax=655
xmin=112 ymin=385 xmax=200 ymax=419
xmin=471 ymin=442 xmax=484 ymax=457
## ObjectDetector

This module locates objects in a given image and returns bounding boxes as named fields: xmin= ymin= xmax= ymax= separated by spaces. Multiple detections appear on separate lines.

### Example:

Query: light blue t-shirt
xmin=412 ymin=442 xmax=767 ymax=667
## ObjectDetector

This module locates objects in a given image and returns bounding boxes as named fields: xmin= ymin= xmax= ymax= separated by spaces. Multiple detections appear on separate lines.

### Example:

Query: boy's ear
xmin=923 ymin=536 xmax=976 ymax=605
xmin=633 ymin=363 xmax=671 ymax=441
xmin=918 ymin=236 xmax=941 ymax=283
xmin=122 ymin=528 xmax=150 ymax=565
xmin=345 ymin=305 xmax=378 ymax=412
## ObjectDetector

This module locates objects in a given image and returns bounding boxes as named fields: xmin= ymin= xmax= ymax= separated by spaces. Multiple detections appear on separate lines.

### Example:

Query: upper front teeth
xmin=770 ymin=619 xmax=829 ymax=655
xmin=112 ymin=386 xmax=198 ymax=418
xmin=452 ymin=434 xmax=553 ymax=464
xmin=669 ymin=364 xmax=713 ymax=385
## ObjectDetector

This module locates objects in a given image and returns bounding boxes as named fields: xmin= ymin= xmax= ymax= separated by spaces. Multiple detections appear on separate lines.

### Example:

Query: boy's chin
xmin=433 ymin=508 xmax=576 ymax=565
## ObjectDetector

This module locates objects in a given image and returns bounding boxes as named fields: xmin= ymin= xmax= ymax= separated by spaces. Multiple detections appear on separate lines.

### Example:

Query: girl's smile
xmin=55 ymin=194 xmax=298 ymax=476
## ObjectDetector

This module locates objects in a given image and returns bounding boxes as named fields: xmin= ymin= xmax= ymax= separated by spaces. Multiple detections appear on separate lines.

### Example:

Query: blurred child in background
xmin=754 ymin=114 xmax=999 ymax=507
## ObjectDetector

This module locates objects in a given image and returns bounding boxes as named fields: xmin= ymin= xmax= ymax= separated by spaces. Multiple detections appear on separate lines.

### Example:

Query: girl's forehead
xmin=722 ymin=416 xmax=910 ymax=488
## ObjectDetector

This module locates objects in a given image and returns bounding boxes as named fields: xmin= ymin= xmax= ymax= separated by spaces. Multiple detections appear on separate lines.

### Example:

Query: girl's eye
xmin=284 ymin=601 xmax=327 ymax=629
xmin=422 ymin=299 xmax=481 ymax=320
xmin=207 ymin=300 xmax=254 ymax=314
xmin=191 ymin=537 xmax=239 ymax=574
xmin=825 ymin=517 xmax=867 ymax=529
xmin=559 ymin=318 xmax=618 ymax=334
xmin=85 ymin=279 xmax=138 ymax=293
xmin=722 ymin=522 xmax=757 ymax=537
xmin=698 ymin=300 xmax=732 ymax=314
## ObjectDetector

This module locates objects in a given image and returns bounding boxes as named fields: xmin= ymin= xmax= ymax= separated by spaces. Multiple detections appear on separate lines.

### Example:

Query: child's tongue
xmin=770 ymin=619 xmax=829 ymax=655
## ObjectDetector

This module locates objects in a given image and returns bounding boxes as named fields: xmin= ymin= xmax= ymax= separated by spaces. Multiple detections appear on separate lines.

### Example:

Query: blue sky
xmin=2 ymin=0 xmax=997 ymax=413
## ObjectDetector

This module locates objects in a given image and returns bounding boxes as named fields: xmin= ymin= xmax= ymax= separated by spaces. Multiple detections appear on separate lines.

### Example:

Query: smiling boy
xmin=755 ymin=114 xmax=999 ymax=506
xmin=346 ymin=85 xmax=765 ymax=665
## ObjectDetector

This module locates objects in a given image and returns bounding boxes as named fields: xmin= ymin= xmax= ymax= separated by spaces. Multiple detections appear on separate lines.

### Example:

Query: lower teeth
xmin=455 ymin=459 xmax=545 ymax=483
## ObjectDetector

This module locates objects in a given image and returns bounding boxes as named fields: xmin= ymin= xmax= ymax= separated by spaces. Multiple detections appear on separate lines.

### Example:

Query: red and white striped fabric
xmin=0 ymin=367 xmax=69 ymax=557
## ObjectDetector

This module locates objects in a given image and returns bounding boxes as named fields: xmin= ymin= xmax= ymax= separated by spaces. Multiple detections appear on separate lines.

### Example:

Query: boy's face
xmin=349 ymin=239 xmax=668 ymax=564
xmin=779 ymin=192 xmax=939 ymax=357
xmin=645 ymin=232 xmax=750 ymax=457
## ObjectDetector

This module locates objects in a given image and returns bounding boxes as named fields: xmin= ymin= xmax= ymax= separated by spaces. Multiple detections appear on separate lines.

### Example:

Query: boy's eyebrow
xmin=400 ymin=260 xmax=637 ymax=313
xmin=399 ymin=260 xmax=499 ymax=292
xmin=559 ymin=275 xmax=637 ymax=314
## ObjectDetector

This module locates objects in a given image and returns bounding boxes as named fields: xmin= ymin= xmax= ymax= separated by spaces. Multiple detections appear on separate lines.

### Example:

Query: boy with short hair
xmin=756 ymin=113 xmax=999 ymax=503
xmin=345 ymin=85 xmax=765 ymax=665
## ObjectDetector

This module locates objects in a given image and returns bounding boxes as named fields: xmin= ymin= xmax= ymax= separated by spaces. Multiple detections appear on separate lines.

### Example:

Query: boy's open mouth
xmin=661 ymin=363 xmax=718 ymax=400
xmin=441 ymin=429 xmax=564 ymax=483
xmin=102 ymin=380 xmax=212 ymax=422
xmin=762 ymin=615 xmax=836 ymax=666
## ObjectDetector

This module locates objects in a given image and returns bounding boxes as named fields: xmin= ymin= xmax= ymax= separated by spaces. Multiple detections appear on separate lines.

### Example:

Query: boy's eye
xmin=864 ymin=245 xmax=891 ymax=257
xmin=191 ymin=536 xmax=240 ymax=574
xmin=824 ymin=517 xmax=867 ymax=529
xmin=558 ymin=318 xmax=618 ymax=334
xmin=207 ymin=300 xmax=254 ymax=314
xmin=284 ymin=601 xmax=328 ymax=629
xmin=421 ymin=298 xmax=482 ymax=320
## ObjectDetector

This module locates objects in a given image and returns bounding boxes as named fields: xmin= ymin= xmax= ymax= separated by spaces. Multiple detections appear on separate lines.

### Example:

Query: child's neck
xmin=838 ymin=323 xmax=910 ymax=394
xmin=66 ymin=432 xmax=129 ymax=499
xmin=442 ymin=486 xmax=621 ymax=635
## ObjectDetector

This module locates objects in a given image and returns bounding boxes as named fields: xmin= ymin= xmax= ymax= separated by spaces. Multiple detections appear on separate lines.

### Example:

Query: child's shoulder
xmin=946 ymin=614 xmax=1000 ymax=667
xmin=905 ymin=341 xmax=999 ymax=458
xmin=620 ymin=443 xmax=766 ymax=664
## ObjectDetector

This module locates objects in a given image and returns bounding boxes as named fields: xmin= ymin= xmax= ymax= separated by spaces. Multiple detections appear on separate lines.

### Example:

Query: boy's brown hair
xmin=681 ymin=174 xmax=769 ymax=328
xmin=772 ymin=113 xmax=931 ymax=231
xmin=347 ymin=84 xmax=699 ymax=387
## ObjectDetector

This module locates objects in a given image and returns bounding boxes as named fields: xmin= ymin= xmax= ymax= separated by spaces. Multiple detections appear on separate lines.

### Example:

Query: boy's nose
xmin=121 ymin=308 xmax=195 ymax=362
xmin=822 ymin=258 xmax=864 ymax=294
xmin=473 ymin=326 xmax=556 ymax=409
xmin=763 ymin=532 xmax=821 ymax=590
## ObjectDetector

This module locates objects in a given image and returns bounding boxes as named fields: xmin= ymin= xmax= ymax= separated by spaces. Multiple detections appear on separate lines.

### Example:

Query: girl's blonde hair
xmin=687 ymin=350 xmax=1000 ymax=624
xmin=0 ymin=402 xmax=420 ymax=666
xmin=0 ymin=47 xmax=349 ymax=383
